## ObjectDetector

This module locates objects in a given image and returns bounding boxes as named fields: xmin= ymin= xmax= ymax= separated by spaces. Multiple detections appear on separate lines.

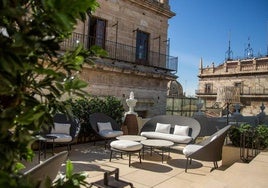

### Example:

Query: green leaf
xmin=15 ymin=108 xmax=45 ymax=127
xmin=90 ymin=45 xmax=108 ymax=57
xmin=66 ymin=160 xmax=74 ymax=179
xmin=14 ymin=162 xmax=25 ymax=173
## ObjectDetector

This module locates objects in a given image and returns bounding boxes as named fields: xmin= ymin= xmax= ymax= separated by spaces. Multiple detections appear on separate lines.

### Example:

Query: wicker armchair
xmin=24 ymin=151 xmax=68 ymax=188
xmin=45 ymin=113 xmax=81 ymax=154
xmin=183 ymin=125 xmax=231 ymax=172
xmin=89 ymin=113 xmax=123 ymax=149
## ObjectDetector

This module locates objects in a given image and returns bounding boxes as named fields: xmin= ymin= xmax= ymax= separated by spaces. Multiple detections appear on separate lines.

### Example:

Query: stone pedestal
xmin=123 ymin=114 xmax=139 ymax=135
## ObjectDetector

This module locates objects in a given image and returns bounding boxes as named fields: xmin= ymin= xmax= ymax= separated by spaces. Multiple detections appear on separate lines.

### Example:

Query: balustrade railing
xmin=196 ymin=86 xmax=268 ymax=96
xmin=60 ymin=32 xmax=178 ymax=72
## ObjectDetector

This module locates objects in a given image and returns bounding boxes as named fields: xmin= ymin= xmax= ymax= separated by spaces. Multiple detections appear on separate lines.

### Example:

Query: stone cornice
xmin=128 ymin=0 xmax=175 ymax=18
xmin=84 ymin=59 xmax=177 ymax=80
xmin=199 ymin=57 xmax=268 ymax=78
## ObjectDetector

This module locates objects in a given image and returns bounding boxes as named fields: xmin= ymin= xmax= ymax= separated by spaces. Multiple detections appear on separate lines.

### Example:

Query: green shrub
xmin=256 ymin=125 xmax=268 ymax=149
xmin=102 ymin=96 xmax=125 ymax=124
xmin=229 ymin=124 xmax=268 ymax=149
xmin=65 ymin=96 xmax=124 ymax=140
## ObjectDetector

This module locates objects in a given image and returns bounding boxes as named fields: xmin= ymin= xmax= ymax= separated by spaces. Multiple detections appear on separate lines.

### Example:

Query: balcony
xmin=60 ymin=32 xmax=178 ymax=73
xmin=196 ymin=86 xmax=268 ymax=98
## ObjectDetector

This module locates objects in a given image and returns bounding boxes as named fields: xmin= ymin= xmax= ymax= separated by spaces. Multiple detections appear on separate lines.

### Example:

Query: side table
xmin=140 ymin=139 xmax=174 ymax=163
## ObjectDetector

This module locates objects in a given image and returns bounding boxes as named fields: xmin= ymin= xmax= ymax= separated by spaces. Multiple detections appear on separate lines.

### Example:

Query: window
xmin=205 ymin=83 xmax=212 ymax=93
xmin=234 ymin=82 xmax=242 ymax=94
xmin=88 ymin=17 xmax=106 ymax=48
xmin=136 ymin=30 xmax=149 ymax=63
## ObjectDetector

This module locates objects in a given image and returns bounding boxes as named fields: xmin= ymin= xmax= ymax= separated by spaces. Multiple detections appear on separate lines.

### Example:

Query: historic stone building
xmin=196 ymin=56 xmax=268 ymax=116
xmin=167 ymin=80 xmax=184 ymax=98
xmin=60 ymin=0 xmax=178 ymax=117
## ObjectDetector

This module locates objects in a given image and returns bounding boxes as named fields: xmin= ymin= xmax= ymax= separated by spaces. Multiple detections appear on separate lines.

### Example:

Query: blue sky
xmin=168 ymin=0 xmax=268 ymax=97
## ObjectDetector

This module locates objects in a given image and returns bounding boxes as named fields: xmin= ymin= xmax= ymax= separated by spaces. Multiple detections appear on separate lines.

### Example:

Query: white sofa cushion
xmin=51 ymin=123 xmax=71 ymax=134
xmin=97 ymin=122 xmax=113 ymax=132
xmin=155 ymin=123 xmax=171 ymax=134
xmin=173 ymin=125 xmax=189 ymax=136
xmin=110 ymin=140 xmax=142 ymax=151
xmin=140 ymin=131 xmax=192 ymax=144
xmin=183 ymin=144 xmax=203 ymax=156
xmin=99 ymin=130 xmax=123 ymax=138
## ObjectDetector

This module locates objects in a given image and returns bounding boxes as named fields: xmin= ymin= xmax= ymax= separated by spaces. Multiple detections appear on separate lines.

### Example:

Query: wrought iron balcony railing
xmin=60 ymin=32 xmax=178 ymax=72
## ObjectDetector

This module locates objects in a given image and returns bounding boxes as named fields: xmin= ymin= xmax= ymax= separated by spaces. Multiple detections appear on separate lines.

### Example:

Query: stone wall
xmin=74 ymin=0 xmax=174 ymax=62
xmin=80 ymin=60 xmax=173 ymax=117
xmin=71 ymin=0 xmax=177 ymax=117
xmin=197 ymin=57 xmax=268 ymax=116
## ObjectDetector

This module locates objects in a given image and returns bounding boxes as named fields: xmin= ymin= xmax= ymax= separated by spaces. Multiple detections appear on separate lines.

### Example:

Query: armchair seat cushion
xmin=99 ymin=130 xmax=123 ymax=138
xmin=140 ymin=131 xmax=192 ymax=144
xmin=183 ymin=144 xmax=203 ymax=156
xmin=45 ymin=133 xmax=72 ymax=143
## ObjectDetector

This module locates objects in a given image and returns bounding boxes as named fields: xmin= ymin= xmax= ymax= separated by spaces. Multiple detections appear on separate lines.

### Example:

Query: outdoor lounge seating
xmin=89 ymin=112 xmax=123 ymax=149
xmin=45 ymin=113 xmax=81 ymax=154
xmin=140 ymin=115 xmax=201 ymax=144
xmin=183 ymin=125 xmax=231 ymax=172
xmin=23 ymin=151 xmax=68 ymax=188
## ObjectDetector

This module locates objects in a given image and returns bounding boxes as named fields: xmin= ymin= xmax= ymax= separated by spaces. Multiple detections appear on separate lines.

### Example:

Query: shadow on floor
xmin=167 ymin=158 xmax=203 ymax=170
xmin=131 ymin=161 xmax=173 ymax=173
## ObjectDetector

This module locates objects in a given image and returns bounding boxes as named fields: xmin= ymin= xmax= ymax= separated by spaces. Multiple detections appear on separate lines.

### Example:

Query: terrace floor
xmin=24 ymin=141 xmax=268 ymax=188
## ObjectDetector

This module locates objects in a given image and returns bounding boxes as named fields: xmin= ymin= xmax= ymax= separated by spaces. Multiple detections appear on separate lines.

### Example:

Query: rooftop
xmin=23 ymin=141 xmax=268 ymax=187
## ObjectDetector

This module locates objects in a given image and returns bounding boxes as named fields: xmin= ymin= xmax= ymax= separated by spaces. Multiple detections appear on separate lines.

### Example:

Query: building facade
xmin=196 ymin=57 xmax=268 ymax=116
xmin=60 ymin=0 xmax=178 ymax=117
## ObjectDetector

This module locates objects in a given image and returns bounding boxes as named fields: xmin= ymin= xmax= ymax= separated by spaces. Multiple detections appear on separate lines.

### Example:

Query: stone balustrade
xmin=193 ymin=103 xmax=267 ymax=136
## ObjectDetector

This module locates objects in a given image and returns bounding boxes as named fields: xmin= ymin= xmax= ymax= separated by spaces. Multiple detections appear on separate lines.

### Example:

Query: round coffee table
xmin=140 ymin=139 xmax=174 ymax=163
xmin=116 ymin=135 xmax=147 ymax=142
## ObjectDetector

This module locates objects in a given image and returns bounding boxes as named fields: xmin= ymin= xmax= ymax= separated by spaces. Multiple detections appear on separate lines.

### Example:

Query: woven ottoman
xmin=110 ymin=140 xmax=143 ymax=167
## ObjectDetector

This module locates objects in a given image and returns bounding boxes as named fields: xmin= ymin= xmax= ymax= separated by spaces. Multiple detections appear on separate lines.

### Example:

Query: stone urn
xmin=125 ymin=91 xmax=137 ymax=116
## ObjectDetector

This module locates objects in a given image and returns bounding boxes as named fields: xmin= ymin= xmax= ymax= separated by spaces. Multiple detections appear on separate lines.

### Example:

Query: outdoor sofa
xmin=140 ymin=115 xmax=201 ymax=144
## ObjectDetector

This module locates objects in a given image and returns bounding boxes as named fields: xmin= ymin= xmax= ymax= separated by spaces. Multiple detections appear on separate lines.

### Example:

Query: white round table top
xmin=116 ymin=135 xmax=147 ymax=142
xmin=140 ymin=139 xmax=174 ymax=147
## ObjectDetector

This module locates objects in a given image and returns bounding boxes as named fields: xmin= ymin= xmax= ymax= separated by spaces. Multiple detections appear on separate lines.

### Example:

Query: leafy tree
xmin=0 ymin=0 xmax=103 ymax=186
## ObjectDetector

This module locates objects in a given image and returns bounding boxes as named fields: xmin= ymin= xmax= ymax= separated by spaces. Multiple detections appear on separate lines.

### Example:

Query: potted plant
xmin=223 ymin=123 xmax=268 ymax=166
xmin=53 ymin=160 xmax=90 ymax=188
xmin=229 ymin=123 xmax=268 ymax=150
